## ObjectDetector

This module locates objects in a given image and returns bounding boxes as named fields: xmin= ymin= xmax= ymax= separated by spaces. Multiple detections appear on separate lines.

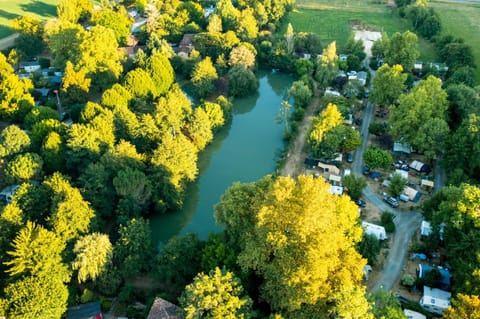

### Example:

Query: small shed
xmin=409 ymin=160 xmax=431 ymax=173
xmin=421 ymin=220 xmax=432 ymax=237
xmin=318 ymin=162 xmax=340 ymax=176
xmin=329 ymin=174 xmax=342 ymax=184
xmin=330 ymin=185 xmax=343 ymax=195
xmin=67 ymin=302 xmax=102 ymax=319
xmin=362 ymin=221 xmax=387 ymax=240
xmin=393 ymin=142 xmax=413 ymax=155
xmin=420 ymin=286 xmax=451 ymax=315
xmin=404 ymin=309 xmax=426 ymax=319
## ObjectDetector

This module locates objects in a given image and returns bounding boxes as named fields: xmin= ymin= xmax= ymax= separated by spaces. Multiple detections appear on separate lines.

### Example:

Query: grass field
xmin=0 ymin=0 xmax=60 ymax=38
xmin=430 ymin=0 xmax=480 ymax=82
xmin=282 ymin=0 xmax=437 ymax=61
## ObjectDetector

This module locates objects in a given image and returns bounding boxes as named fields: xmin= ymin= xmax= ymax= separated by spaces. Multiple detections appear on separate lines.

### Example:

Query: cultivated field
xmin=283 ymin=0 xmax=437 ymax=60
xmin=0 ymin=0 xmax=59 ymax=38
xmin=430 ymin=0 xmax=480 ymax=81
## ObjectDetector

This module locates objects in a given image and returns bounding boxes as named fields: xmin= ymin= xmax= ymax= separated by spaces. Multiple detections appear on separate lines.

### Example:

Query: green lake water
xmin=150 ymin=70 xmax=293 ymax=247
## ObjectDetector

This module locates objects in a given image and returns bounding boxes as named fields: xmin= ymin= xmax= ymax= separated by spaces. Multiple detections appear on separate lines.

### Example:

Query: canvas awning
xmin=421 ymin=179 xmax=434 ymax=188
xmin=329 ymin=174 xmax=341 ymax=182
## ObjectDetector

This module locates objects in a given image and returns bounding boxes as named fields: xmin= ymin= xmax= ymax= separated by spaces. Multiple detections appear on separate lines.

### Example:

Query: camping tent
xmin=362 ymin=221 xmax=387 ymax=240
xmin=403 ymin=186 xmax=420 ymax=202
xmin=393 ymin=142 xmax=413 ymax=155
xmin=394 ymin=169 xmax=409 ymax=180
xmin=410 ymin=160 xmax=431 ymax=173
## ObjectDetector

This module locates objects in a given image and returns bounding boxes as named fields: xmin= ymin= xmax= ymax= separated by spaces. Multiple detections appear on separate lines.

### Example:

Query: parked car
xmin=383 ymin=196 xmax=399 ymax=208
xmin=347 ymin=153 xmax=353 ymax=163
xmin=355 ymin=199 xmax=367 ymax=208
xmin=363 ymin=165 xmax=370 ymax=175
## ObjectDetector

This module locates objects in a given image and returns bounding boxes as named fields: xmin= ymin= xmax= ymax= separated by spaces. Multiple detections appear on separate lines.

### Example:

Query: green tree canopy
xmin=315 ymin=41 xmax=339 ymax=88
xmin=363 ymin=147 xmax=392 ymax=170
xmin=180 ymin=267 xmax=253 ymax=319
xmin=0 ymin=125 xmax=31 ymax=158
xmin=370 ymin=64 xmax=407 ymax=106
xmin=91 ymin=5 xmax=133 ymax=45
xmin=191 ymin=57 xmax=218 ymax=98
xmin=384 ymin=31 xmax=419 ymax=71
xmin=72 ymin=233 xmax=113 ymax=283
xmin=4 ymin=152 xmax=43 ymax=184
xmin=227 ymin=64 xmax=258 ymax=97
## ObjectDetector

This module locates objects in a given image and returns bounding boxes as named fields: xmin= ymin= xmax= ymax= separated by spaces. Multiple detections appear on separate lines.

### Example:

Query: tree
xmin=237 ymin=8 xmax=258 ymax=41
xmin=4 ymin=152 xmax=43 ymax=184
xmin=57 ymin=0 xmax=93 ymax=23
xmin=124 ymin=68 xmax=157 ymax=99
xmin=277 ymin=100 xmax=292 ymax=136
xmin=363 ymin=147 xmax=392 ymax=169
xmin=180 ymin=267 xmax=253 ymax=319
xmin=444 ymin=294 xmax=480 ymax=319
xmin=191 ymin=57 xmax=218 ymax=98
xmin=113 ymin=168 xmax=152 ymax=217
xmin=91 ymin=6 xmax=133 ymax=45
xmin=389 ymin=75 xmax=449 ymax=159
xmin=384 ymin=31 xmax=419 ymax=71
xmin=315 ymin=41 xmax=338 ymax=88
xmin=200 ymin=233 xmax=236 ymax=272
xmin=227 ymin=64 xmax=258 ymax=97
xmin=11 ymin=16 xmax=45 ymax=57
xmin=343 ymin=174 xmax=367 ymax=200
xmin=155 ymin=233 xmax=203 ymax=294
xmin=389 ymin=173 xmax=406 ymax=197
xmin=370 ymin=64 xmax=407 ymax=106
xmin=0 ymin=125 xmax=31 ymax=158
xmin=147 ymin=52 xmax=174 ymax=96
xmin=285 ymin=23 xmax=295 ymax=55
xmin=186 ymin=107 xmax=214 ymax=151
xmin=41 ymin=131 xmax=66 ymax=174
xmin=61 ymin=61 xmax=91 ymax=105
xmin=216 ymin=0 xmax=239 ymax=31
xmin=381 ymin=211 xmax=396 ymax=233
xmin=217 ymin=175 xmax=369 ymax=316
xmin=369 ymin=289 xmax=405 ymax=319
xmin=47 ymin=24 xmax=84 ymax=69
xmin=357 ymin=234 xmax=381 ymax=266
xmin=308 ymin=103 xmax=343 ymax=154
xmin=229 ymin=45 xmax=256 ymax=68
xmin=72 ymin=233 xmax=113 ymax=283
xmin=114 ymin=218 xmax=155 ymax=278
xmin=294 ymin=58 xmax=314 ymax=77
xmin=288 ymin=80 xmax=312 ymax=108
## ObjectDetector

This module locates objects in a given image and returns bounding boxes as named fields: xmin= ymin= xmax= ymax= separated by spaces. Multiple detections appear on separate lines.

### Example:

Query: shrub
xmin=381 ymin=211 xmax=396 ymax=233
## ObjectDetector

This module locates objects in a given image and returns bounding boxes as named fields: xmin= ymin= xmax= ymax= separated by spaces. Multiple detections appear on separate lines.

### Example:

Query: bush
xmin=80 ymin=289 xmax=97 ymax=304
xmin=381 ymin=211 xmax=395 ymax=233
xmin=357 ymin=233 xmax=381 ymax=266
xmin=401 ymin=274 xmax=415 ymax=288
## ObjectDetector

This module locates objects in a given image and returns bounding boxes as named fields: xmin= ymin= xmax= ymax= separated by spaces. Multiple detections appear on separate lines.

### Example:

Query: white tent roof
xmin=403 ymin=186 xmax=418 ymax=200
xmin=329 ymin=174 xmax=342 ymax=182
xmin=394 ymin=169 xmax=409 ymax=179
xmin=421 ymin=220 xmax=432 ymax=236
xmin=421 ymin=179 xmax=434 ymax=188
xmin=410 ymin=160 xmax=425 ymax=171
xmin=330 ymin=186 xmax=343 ymax=195
xmin=362 ymin=221 xmax=387 ymax=240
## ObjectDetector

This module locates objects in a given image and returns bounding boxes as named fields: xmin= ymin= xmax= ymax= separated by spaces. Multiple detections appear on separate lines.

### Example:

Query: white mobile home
xmin=420 ymin=286 xmax=451 ymax=315
xmin=404 ymin=309 xmax=426 ymax=319
xmin=361 ymin=221 xmax=387 ymax=240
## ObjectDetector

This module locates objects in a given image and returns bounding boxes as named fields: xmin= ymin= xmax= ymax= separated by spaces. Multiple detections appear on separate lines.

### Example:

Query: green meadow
xmin=430 ymin=0 xmax=480 ymax=82
xmin=0 ymin=0 xmax=60 ymax=38
xmin=283 ymin=0 xmax=437 ymax=61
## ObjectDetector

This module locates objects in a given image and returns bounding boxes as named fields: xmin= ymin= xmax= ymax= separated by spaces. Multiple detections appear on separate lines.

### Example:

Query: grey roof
xmin=147 ymin=298 xmax=183 ymax=319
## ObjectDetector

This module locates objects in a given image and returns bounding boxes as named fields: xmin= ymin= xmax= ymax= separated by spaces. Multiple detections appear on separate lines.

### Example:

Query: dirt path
xmin=0 ymin=34 xmax=18 ymax=51
xmin=280 ymin=82 xmax=321 ymax=177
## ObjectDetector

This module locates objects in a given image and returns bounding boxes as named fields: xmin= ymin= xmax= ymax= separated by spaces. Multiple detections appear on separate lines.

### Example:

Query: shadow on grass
xmin=0 ymin=9 xmax=19 ymax=21
xmin=19 ymin=1 xmax=57 ymax=18
xmin=0 ymin=25 xmax=14 ymax=39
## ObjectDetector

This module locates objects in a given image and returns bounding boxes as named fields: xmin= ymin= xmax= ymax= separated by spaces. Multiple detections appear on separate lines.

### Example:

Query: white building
xmin=362 ymin=221 xmax=387 ymax=240
xmin=420 ymin=286 xmax=451 ymax=315
xmin=404 ymin=309 xmax=426 ymax=319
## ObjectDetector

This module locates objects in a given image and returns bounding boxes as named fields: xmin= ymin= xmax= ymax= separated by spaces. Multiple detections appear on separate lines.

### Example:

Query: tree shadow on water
xmin=19 ymin=1 xmax=57 ymax=18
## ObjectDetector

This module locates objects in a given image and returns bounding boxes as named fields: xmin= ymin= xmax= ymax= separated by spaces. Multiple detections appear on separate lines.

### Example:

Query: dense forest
xmin=0 ymin=0 xmax=480 ymax=318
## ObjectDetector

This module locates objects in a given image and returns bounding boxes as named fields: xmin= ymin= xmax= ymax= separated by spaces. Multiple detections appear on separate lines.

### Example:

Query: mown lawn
xmin=0 ymin=0 xmax=60 ymax=38
xmin=430 ymin=0 xmax=480 ymax=82
xmin=282 ymin=0 xmax=437 ymax=61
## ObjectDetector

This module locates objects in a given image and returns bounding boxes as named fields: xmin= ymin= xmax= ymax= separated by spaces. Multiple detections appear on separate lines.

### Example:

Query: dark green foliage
xmin=343 ymin=175 xmax=367 ymax=200
xmin=227 ymin=64 xmax=258 ymax=97
xmin=357 ymin=233 xmax=381 ymax=266
xmin=200 ymin=233 xmax=237 ymax=272
xmin=369 ymin=289 xmax=405 ymax=319
xmin=368 ymin=122 xmax=386 ymax=136
xmin=388 ymin=173 xmax=406 ymax=198
xmin=155 ymin=233 xmax=204 ymax=296
xmin=363 ymin=147 xmax=392 ymax=169
xmin=381 ymin=211 xmax=396 ymax=233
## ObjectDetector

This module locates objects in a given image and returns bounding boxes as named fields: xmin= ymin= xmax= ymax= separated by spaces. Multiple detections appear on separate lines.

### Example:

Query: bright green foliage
xmin=0 ymin=204 xmax=25 ymax=267
xmin=389 ymin=173 xmax=406 ymax=197
xmin=216 ymin=0 xmax=239 ymax=31
xmin=288 ymin=80 xmax=312 ymax=108
xmin=217 ymin=175 xmax=368 ymax=315
xmin=180 ymin=267 xmax=253 ymax=319
xmin=357 ymin=233 xmax=381 ymax=266
xmin=155 ymin=233 xmax=203 ymax=294
xmin=72 ymin=233 xmax=113 ymax=283
xmin=47 ymin=24 xmax=84 ymax=69
xmin=227 ymin=64 xmax=258 ymax=97
xmin=147 ymin=52 xmax=174 ymax=96
xmin=41 ymin=131 xmax=66 ymax=174
xmin=101 ymin=83 xmax=132 ymax=109
xmin=237 ymin=8 xmax=258 ymax=41
xmin=229 ymin=44 xmax=256 ymax=68
xmin=57 ymin=0 xmax=93 ymax=23
xmin=11 ymin=16 xmax=45 ymax=56
xmin=202 ymin=101 xmax=225 ymax=130
xmin=4 ymin=152 xmax=43 ymax=184
xmin=151 ymin=133 xmax=198 ymax=189
xmin=401 ymin=274 xmax=415 ymax=288
xmin=61 ymin=61 xmax=91 ymax=105
xmin=389 ymin=75 xmax=449 ymax=159
xmin=444 ymin=294 xmax=480 ymax=319
xmin=0 ymin=125 xmax=31 ymax=158
xmin=4 ymin=221 xmax=69 ymax=281
xmin=384 ymin=31 xmax=419 ymax=71
xmin=91 ymin=5 xmax=133 ymax=45
xmin=77 ymin=25 xmax=123 ymax=88
xmin=30 ymin=118 xmax=63 ymax=146
xmin=187 ymin=106 xmax=214 ymax=151
xmin=363 ymin=148 xmax=392 ymax=170
xmin=191 ymin=57 xmax=218 ymax=98
xmin=154 ymin=84 xmax=192 ymax=138
xmin=124 ymin=68 xmax=157 ymax=99
xmin=2 ymin=274 xmax=69 ymax=319
xmin=343 ymin=174 xmax=367 ymax=200
xmin=371 ymin=64 xmax=407 ymax=106
xmin=315 ymin=41 xmax=338 ymax=88
xmin=207 ymin=14 xmax=222 ymax=33
xmin=369 ymin=289 xmax=405 ymax=319
xmin=308 ymin=103 xmax=343 ymax=153
xmin=24 ymin=107 xmax=59 ymax=130
xmin=114 ymin=217 xmax=154 ymax=278
xmin=43 ymin=173 xmax=95 ymax=243
xmin=423 ymin=185 xmax=480 ymax=294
